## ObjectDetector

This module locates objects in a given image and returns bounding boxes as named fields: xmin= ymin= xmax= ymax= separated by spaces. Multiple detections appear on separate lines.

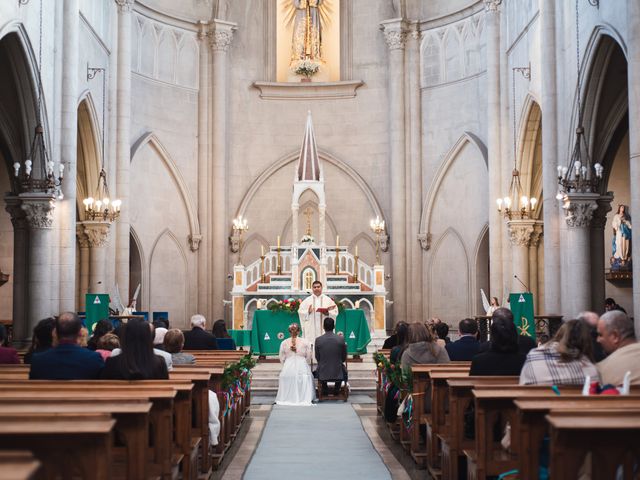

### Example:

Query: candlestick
xmin=336 ymin=235 xmax=339 ymax=246
xmin=261 ymin=245 xmax=264 ymax=256
xmin=277 ymin=235 xmax=280 ymax=248
xmin=355 ymin=245 xmax=358 ymax=257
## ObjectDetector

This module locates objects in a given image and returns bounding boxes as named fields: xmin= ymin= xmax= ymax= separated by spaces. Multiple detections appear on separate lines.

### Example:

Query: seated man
xmin=597 ymin=310 xmax=640 ymax=386
xmin=445 ymin=318 xmax=479 ymax=361
xmin=315 ymin=317 xmax=347 ymax=396
xmin=30 ymin=312 xmax=104 ymax=379
xmin=183 ymin=314 xmax=218 ymax=350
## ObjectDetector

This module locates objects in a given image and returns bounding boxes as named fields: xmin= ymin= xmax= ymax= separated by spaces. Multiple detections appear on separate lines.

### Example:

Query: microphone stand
xmin=513 ymin=274 xmax=530 ymax=293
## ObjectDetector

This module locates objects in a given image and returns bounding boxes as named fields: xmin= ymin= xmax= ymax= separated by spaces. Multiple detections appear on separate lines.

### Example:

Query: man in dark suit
xmin=183 ymin=314 xmax=218 ymax=350
xmin=29 ymin=312 xmax=104 ymax=379
xmin=445 ymin=318 xmax=480 ymax=361
xmin=315 ymin=317 xmax=347 ymax=396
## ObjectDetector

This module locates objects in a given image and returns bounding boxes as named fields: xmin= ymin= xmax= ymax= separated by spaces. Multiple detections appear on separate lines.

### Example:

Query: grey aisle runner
xmin=243 ymin=403 xmax=392 ymax=480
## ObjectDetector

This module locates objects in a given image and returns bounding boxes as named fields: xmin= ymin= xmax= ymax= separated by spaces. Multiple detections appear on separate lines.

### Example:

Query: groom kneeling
xmin=315 ymin=317 xmax=347 ymax=396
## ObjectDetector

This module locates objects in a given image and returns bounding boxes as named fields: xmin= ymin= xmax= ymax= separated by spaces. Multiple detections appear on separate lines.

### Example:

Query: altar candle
xmin=336 ymin=235 xmax=339 ymax=246
xmin=355 ymin=245 xmax=358 ymax=257
xmin=261 ymin=245 xmax=264 ymax=256
xmin=277 ymin=236 xmax=280 ymax=248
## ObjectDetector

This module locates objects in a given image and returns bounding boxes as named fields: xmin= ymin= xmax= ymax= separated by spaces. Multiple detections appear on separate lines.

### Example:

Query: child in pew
xmin=163 ymin=329 xmax=196 ymax=365
xmin=101 ymin=318 xmax=169 ymax=380
xmin=95 ymin=333 xmax=120 ymax=361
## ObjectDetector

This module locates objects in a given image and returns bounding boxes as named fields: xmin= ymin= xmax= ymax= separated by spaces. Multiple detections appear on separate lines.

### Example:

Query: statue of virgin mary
xmin=285 ymin=0 xmax=332 ymax=64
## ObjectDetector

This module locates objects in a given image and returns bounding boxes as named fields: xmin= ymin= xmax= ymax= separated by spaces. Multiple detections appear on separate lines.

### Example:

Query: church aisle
xmin=243 ymin=403 xmax=392 ymax=480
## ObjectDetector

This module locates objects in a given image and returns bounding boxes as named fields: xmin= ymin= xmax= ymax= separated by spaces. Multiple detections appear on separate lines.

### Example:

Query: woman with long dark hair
xmin=211 ymin=319 xmax=236 ymax=350
xmin=24 ymin=317 xmax=56 ymax=364
xmin=101 ymin=319 xmax=168 ymax=380
xmin=87 ymin=319 xmax=114 ymax=351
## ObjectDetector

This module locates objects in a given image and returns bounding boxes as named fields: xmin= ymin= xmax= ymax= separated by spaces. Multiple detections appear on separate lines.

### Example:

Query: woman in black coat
xmin=469 ymin=312 xmax=526 ymax=376
xmin=101 ymin=319 xmax=168 ymax=380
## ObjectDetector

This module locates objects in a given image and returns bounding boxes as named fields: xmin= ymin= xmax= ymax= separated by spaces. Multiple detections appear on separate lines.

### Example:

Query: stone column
xmin=197 ymin=22 xmax=211 ymax=317
xmin=563 ymin=193 xmax=599 ymax=317
xmin=20 ymin=193 xmax=56 ymax=333
xmin=590 ymin=195 xmax=613 ymax=312
xmin=408 ymin=24 xmax=422 ymax=323
xmin=507 ymin=220 xmax=535 ymax=293
xmin=58 ymin=0 xmax=80 ymax=312
xmin=4 ymin=197 xmax=29 ymax=344
xmin=115 ymin=0 xmax=133 ymax=302
xmin=628 ymin=0 xmax=640 ymax=334
xmin=540 ymin=0 xmax=561 ymax=315
xmin=528 ymin=223 xmax=543 ymax=308
xmin=210 ymin=20 xmax=237 ymax=320
xmin=76 ymin=225 xmax=90 ymax=309
xmin=381 ymin=19 xmax=408 ymax=325
xmin=485 ymin=0 xmax=503 ymax=300
xmin=83 ymin=221 xmax=111 ymax=294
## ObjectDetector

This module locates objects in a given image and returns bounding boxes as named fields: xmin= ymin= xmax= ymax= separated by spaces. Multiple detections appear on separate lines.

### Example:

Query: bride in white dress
xmin=275 ymin=323 xmax=316 ymax=406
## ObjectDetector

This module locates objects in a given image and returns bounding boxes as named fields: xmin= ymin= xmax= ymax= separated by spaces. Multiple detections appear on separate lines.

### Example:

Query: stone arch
xmin=149 ymin=228 xmax=188 ymax=326
xmin=176 ymin=35 xmax=198 ymax=89
xmin=157 ymin=28 xmax=177 ymax=83
xmin=517 ymin=96 xmax=543 ymax=219
xmin=76 ymin=94 xmax=102 ymax=221
xmin=427 ymin=227 xmax=471 ymax=322
xmin=131 ymin=132 xmax=201 ymax=250
xmin=129 ymin=226 xmax=146 ymax=309
xmin=234 ymin=149 xmax=385 ymax=224
xmin=139 ymin=19 xmax=157 ymax=78
xmin=472 ymin=223 xmax=490 ymax=315
xmin=421 ymin=32 xmax=441 ymax=87
xmin=442 ymin=26 xmax=462 ymax=82
xmin=419 ymin=132 xmax=488 ymax=237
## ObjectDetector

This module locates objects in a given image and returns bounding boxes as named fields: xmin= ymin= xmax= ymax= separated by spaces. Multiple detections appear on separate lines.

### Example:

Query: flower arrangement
xmin=292 ymin=58 xmax=320 ymax=78
xmin=332 ymin=298 xmax=346 ymax=313
xmin=268 ymin=298 xmax=302 ymax=313
xmin=373 ymin=352 xmax=412 ymax=392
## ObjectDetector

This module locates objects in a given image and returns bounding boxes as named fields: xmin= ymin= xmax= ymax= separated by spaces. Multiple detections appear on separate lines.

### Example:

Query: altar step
xmin=250 ymin=353 xmax=378 ymax=395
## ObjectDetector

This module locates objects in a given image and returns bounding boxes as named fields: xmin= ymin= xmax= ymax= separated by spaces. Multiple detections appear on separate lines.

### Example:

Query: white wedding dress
xmin=275 ymin=337 xmax=316 ymax=406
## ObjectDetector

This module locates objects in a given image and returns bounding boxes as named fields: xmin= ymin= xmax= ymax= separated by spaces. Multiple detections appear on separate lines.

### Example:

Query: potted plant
xmin=292 ymin=59 xmax=320 ymax=82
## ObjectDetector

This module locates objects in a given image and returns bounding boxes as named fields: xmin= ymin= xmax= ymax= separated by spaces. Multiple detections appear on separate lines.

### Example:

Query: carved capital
xmin=19 ymin=193 xmax=56 ymax=230
xmin=82 ymin=221 xmax=111 ymax=248
xmin=189 ymin=234 xmax=202 ymax=252
xmin=229 ymin=232 xmax=240 ymax=253
xmin=4 ymin=196 xmax=27 ymax=230
xmin=591 ymin=194 xmax=614 ymax=229
xmin=115 ymin=0 xmax=134 ymax=13
xmin=210 ymin=20 xmax=237 ymax=52
xmin=507 ymin=221 xmax=535 ymax=247
xmin=417 ymin=232 xmax=432 ymax=251
xmin=380 ymin=20 xmax=408 ymax=50
xmin=197 ymin=21 xmax=210 ymax=41
xmin=76 ymin=225 xmax=90 ymax=248
xmin=563 ymin=193 xmax=600 ymax=228
xmin=530 ymin=223 xmax=544 ymax=248
xmin=484 ymin=0 xmax=503 ymax=13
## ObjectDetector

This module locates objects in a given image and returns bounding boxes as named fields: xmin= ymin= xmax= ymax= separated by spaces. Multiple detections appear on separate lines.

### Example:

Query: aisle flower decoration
xmin=220 ymin=354 xmax=257 ymax=417
xmin=268 ymin=298 xmax=302 ymax=313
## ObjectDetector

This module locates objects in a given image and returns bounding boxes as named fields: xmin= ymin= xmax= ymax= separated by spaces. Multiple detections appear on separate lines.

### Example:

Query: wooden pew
xmin=466 ymin=385 xmax=583 ymax=480
xmin=0 ymin=451 xmax=41 ymax=480
xmin=514 ymin=396 xmax=640 ymax=479
xmin=409 ymin=364 xmax=469 ymax=467
xmin=0 ymin=399 xmax=151 ymax=480
xmin=0 ymin=413 xmax=115 ymax=480
xmin=375 ymin=349 xmax=392 ymax=414
xmin=0 ymin=382 xmax=183 ymax=480
xmin=546 ymin=410 xmax=640 ymax=480
xmin=440 ymin=377 xmax=519 ymax=480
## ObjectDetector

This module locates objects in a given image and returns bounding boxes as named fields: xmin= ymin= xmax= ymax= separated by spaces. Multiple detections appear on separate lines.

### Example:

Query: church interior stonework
xmin=1 ymin=0 xmax=640 ymax=478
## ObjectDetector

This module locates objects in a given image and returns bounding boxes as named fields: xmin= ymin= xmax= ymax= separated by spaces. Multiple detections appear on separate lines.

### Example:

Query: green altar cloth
xmin=229 ymin=329 xmax=252 ymax=347
xmin=250 ymin=309 xmax=371 ymax=356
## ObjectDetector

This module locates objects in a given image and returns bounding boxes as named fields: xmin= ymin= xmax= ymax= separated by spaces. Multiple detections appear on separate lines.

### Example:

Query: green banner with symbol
xmin=85 ymin=293 xmax=110 ymax=334
xmin=509 ymin=292 xmax=535 ymax=340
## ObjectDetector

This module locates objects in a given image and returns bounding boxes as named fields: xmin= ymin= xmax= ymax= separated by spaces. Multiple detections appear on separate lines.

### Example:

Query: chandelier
xmin=496 ymin=65 xmax=537 ymax=220
xmin=83 ymin=169 xmax=121 ymax=221
xmin=13 ymin=0 xmax=63 ymax=197
xmin=556 ymin=0 xmax=603 ymax=199
xmin=370 ymin=216 xmax=385 ymax=264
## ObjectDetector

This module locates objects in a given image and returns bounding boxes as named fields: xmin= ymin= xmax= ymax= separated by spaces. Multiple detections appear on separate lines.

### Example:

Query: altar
xmin=249 ymin=309 xmax=371 ymax=356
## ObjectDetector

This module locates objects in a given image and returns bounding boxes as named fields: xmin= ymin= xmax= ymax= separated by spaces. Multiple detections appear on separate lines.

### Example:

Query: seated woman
xmin=519 ymin=319 xmax=599 ymax=385
xmin=24 ymin=317 xmax=56 ymax=364
xmin=389 ymin=321 xmax=409 ymax=363
xmin=87 ymin=319 xmax=114 ymax=351
xmin=211 ymin=319 xmax=236 ymax=350
xmin=469 ymin=315 xmax=526 ymax=376
xmin=401 ymin=322 xmax=450 ymax=371
xmin=164 ymin=329 xmax=196 ymax=365
xmin=95 ymin=333 xmax=120 ymax=361
xmin=0 ymin=325 xmax=19 ymax=364
xmin=101 ymin=319 xmax=169 ymax=380
xmin=275 ymin=323 xmax=315 ymax=406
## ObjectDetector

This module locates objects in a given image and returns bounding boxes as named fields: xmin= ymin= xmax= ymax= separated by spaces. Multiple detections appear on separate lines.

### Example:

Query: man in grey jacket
xmin=315 ymin=317 xmax=347 ymax=396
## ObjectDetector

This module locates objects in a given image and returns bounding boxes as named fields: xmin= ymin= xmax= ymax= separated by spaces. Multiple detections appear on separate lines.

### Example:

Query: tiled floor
xmin=214 ymin=397 xmax=425 ymax=480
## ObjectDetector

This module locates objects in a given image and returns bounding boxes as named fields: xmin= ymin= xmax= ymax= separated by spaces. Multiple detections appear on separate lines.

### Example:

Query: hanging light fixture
xmin=13 ymin=0 xmax=64 ymax=197
xmin=83 ymin=64 xmax=121 ymax=222
xmin=556 ymin=0 xmax=603 ymax=199
xmin=496 ymin=65 xmax=537 ymax=220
